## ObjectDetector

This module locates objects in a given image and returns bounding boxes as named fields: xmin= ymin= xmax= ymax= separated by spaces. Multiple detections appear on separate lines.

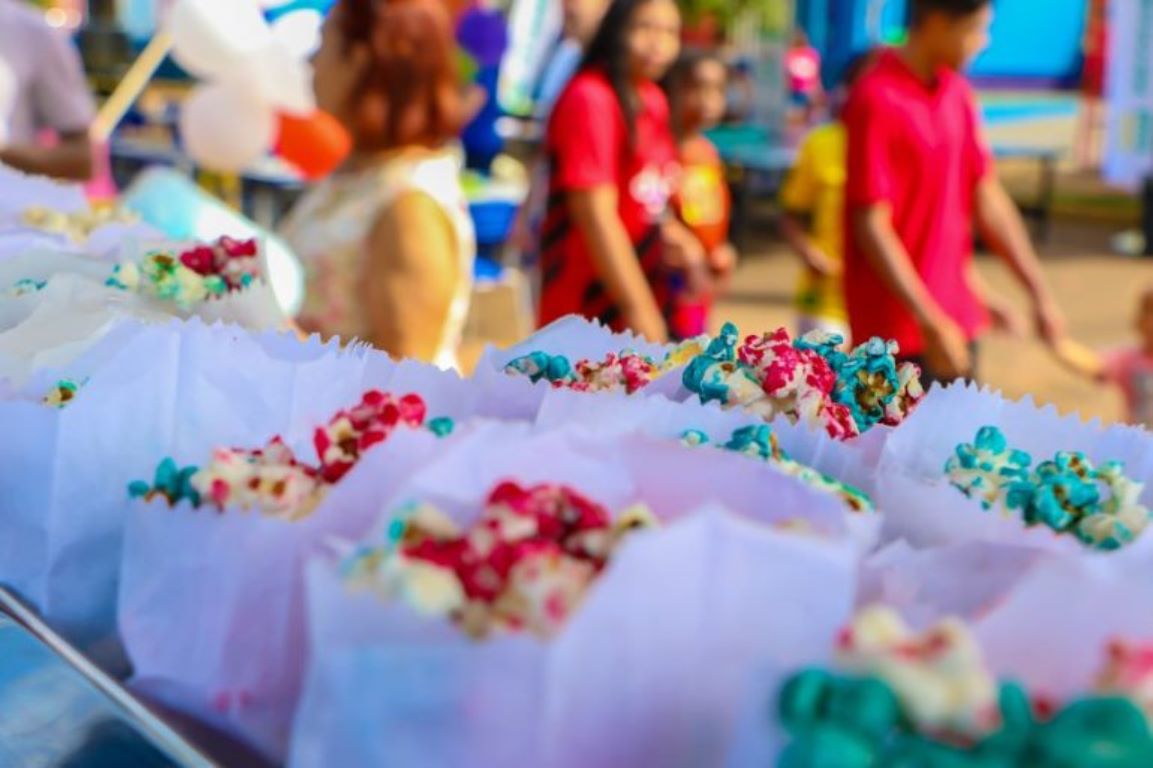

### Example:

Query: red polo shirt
xmin=843 ymin=49 xmax=991 ymax=356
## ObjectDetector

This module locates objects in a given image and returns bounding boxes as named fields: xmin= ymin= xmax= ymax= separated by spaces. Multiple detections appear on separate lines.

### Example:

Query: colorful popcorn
xmin=679 ymin=425 xmax=873 ymax=512
xmin=42 ymin=379 xmax=82 ymax=408
xmin=129 ymin=458 xmax=202 ymax=507
xmin=191 ymin=437 xmax=325 ymax=520
xmin=344 ymin=483 xmax=656 ymax=640
xmin=836 ymin=606 xmax=1000 ymax=737
xmin=106 ymin=237 xmax=262 ymax=309
xmin=505 ymin=350 xmax=660 ymax=394
xmin=131 ymin=391 xmax=432 ymax=521
xmin=945 ymin=427 xmax=1151 ymax=550
xmin=314 ymin=391 xmax=428 ymax=483
xmin=22 ymin=204 xmax=136 ymax=242
xmin=7 ymin=278 xmax=45 ymax=297
xmin=683 ymin=324 xmax=924 ymax=440
xmin=945 ymin=426 xmax=1033 ymax=511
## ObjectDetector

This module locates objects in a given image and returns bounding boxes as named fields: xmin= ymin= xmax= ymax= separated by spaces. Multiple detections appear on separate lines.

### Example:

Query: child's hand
xmin=802 ymin=247 xmax=840 ymax=278
xmin=985 ymin=294 xmax=1028 ymax=338
xmin=709 ymin=242 xmax=738 ymax=277
xmin=662 ymin=221 xmax=706 ymax=271
xmin=708 ymin=243 xmax=738 ymax=292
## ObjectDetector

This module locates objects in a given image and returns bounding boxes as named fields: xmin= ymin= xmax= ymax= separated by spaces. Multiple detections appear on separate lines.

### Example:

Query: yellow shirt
xmin=779 ymin=122 xmax=847 ymax=322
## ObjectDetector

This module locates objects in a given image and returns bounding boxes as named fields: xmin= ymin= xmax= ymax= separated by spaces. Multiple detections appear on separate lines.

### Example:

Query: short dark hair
xmin=910 ymin=0 xmax=991 ymax=25
xmin=662 ymin=49 xmax=725 ymax=138
xmin=839 ymin=49 xmax=876 ymax=89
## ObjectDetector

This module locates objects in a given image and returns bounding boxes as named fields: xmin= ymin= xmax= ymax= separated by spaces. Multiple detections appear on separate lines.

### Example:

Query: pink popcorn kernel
xmin=314 ymin=391 xmax=428 ymax=482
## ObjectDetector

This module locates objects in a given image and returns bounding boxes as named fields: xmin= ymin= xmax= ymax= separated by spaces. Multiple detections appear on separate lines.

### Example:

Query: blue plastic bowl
xmin=469 ymin=199 xmax=518 ymax=247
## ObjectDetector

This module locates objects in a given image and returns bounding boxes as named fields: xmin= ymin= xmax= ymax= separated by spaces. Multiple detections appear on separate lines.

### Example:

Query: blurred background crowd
xmin=2 ymin=0 xmax=1152 ymax=424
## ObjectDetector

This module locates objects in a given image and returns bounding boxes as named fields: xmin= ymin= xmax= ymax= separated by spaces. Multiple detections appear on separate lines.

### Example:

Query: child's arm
xmin=708 ymin=241 xmax=738 ymax=292
xmin=779 ymin=137 xmax=839 ymax=277
xmin=662 ymin=217 xmax=712 ymax=297
xmin=965 ymin=263 xmax=1027 ymax=336
xmin=569 ymin=186 xmax=668 ymax=343
xmin=779 ymin=212 xmax=839 ymax=277
xmin=510 ymin=158 xmax=548 ymax=256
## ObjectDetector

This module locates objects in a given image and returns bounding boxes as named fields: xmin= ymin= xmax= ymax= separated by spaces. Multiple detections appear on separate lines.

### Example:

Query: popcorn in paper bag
xmin=682 ymin=323 xmax=924 ymax=440
xmin=944 ymin=426 xmax=1152 ymax=551
xmin=343 ymin=482 xmax=656 ymax=640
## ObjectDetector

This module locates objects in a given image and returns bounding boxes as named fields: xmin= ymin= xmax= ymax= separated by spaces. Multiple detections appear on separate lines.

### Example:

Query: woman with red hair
xmin=280 ymin=0 xmax=475 ymax=370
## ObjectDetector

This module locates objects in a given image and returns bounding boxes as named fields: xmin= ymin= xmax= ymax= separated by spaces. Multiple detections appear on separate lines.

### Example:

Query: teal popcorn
xmin=129 ymin=457 xmax=202 ymax=507
xmin=945 ymin=427 xmax=1033 ymax=511
xmin=1029 ymin=453 xmax=1099 ymax=531
xmin=8 ymin=277 xmax=46 ymax=296
xmin=705 ymin=321 xmax=740 ymax=362
xmin=679 ymin=429 xmax=709 ymax=447
xmin=681 ymin=423 xmax=874 ymax=511
xmin=682 ymin=355 xmax=763 ymax=406
xmin=504 ymin=350 xmax=575 ymax=385
xmin=723 ymin=424 xmax=778 ymax=460
xmin=1024 ymin=697 xmax=1153 ymax=767
xmin=946 ymin=429 xmax=1151 ymax=550
xmin=794 ymin=329 xmax=849 ymax=372
xmin=833 ymin=338 xmax=902 ymax=431
xmin=778 ymin=667 xmax=1153 ymax=768
xmin=428 ymin=417 xmax=455 ymax=438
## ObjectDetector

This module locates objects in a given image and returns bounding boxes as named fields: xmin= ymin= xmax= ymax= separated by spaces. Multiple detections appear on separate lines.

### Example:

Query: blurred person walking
xmin=280 ymin=0 xmax=474 ymax=370
xmin=784 ymin=29 xmax=824 ymax=127
xmin=779 ymin=52 xmax=876 ymax=345
xmin=0 ymin=0 xmax=95 ymax=180
xmin=844 ymin=0 xmax=1066 ymax=385
xmin=509 ymin=0 xmax=610 ymax=266
xmin=663 ymin=50 xmax=737 ymax=340
xmin=1075 ymin=0 xmax=1109 ymax=170
xmin=538 ymin=0 xmax=683 ymax=341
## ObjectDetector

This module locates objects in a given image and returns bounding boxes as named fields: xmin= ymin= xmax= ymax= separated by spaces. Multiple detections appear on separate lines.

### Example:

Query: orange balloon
xmin=275 ymin=111 xmax=352 ymax=180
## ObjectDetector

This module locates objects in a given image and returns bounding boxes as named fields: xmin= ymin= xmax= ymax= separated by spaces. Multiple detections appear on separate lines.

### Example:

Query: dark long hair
xmin=580 ymin=0 xmax=658 ymax=147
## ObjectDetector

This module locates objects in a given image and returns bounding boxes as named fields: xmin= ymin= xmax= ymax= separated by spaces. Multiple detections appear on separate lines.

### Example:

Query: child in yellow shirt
xmin=779 ymin=53 xmax=875 ymax=344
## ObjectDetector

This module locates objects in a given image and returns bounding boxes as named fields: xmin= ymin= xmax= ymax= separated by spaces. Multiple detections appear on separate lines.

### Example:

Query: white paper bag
xmin=480 ymin=314 xmax=673 ymax=371
xmin=875 ymin=382 xmax=1153 ymax=550
xmin=0 ymin=323 xmax=181 ymax=667
xmin=119 ymin=427 xmax=445 ymax=761
xmin=974 ymin=552 xmax=1153 ymax=700
xmin=858 ymin=540 xmax=1056 ymax=629
xmin=194 ymin=280 xmax=289 ymax=332
xmin=289 ymin=503 xmax=857 ymax=768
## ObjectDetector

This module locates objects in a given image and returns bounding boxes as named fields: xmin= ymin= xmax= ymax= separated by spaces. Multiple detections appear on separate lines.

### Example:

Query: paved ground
xmin=717 ymin=220 xmax=1148 ymax=425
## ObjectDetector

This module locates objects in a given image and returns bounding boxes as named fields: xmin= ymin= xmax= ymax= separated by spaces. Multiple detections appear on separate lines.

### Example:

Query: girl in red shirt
xmin=664 ymin=50 xmax=737 ymax=339
xmin=539 ymin=0 xmax=682 ymax=342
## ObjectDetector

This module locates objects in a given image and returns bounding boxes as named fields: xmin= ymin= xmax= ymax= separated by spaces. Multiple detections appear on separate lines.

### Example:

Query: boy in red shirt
xmin=844 ymin=0 xmax=1066 ymax=384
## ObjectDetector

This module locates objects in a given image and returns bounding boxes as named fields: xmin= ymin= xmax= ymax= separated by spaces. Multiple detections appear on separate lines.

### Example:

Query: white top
xmin=279 ymin=148 xmax=475 ymax=371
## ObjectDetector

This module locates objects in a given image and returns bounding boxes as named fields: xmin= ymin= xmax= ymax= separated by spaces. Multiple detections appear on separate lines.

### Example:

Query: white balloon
xmin=237 ymin=41 xmax=316 ymax=115
xmin=180 ymin=83 xmax=277 ymax=172
xmin=271 ymin=10 xmax=324 ymax=59
xmin=166 ymin=0 xmax=274 ymax=80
